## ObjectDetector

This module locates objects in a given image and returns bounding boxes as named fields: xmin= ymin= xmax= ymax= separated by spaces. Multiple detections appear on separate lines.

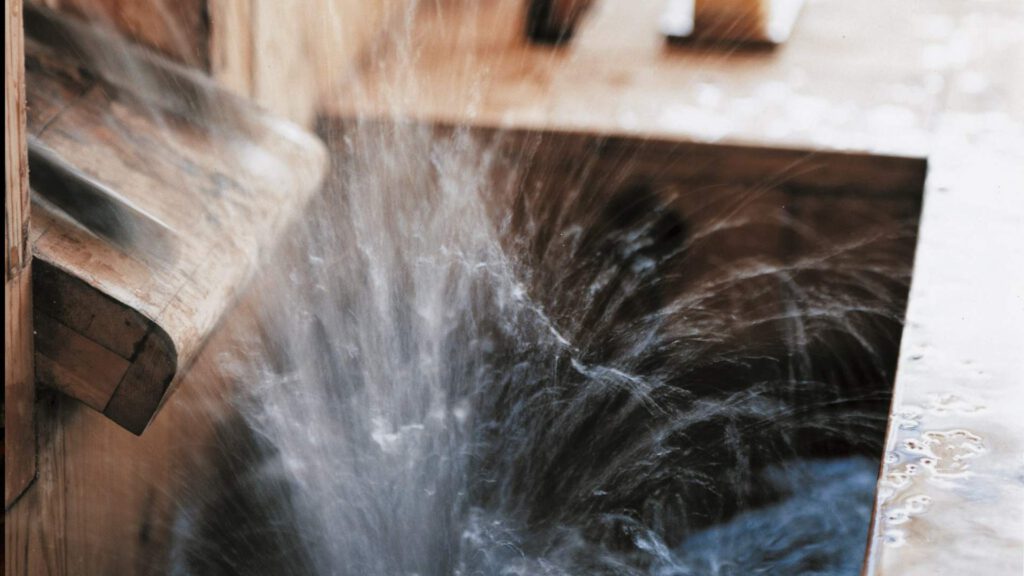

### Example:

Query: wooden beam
xmin=24 ymin=5 xmax=327 ymax=434
xmin=213 ymin=0 xmax=408 ymax=125
xmin=5 ymin=0 xmax=37 ymax=508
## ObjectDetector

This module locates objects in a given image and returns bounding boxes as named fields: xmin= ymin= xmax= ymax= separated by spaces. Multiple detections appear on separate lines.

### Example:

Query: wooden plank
xmin=33 ymin=258 xmax=150 ymax=359
xmin=38 ymin=0 xmax=209 ymax=66
xmin=101 ymin=328 xmax=177 ymax=434
xmin=207 ymin=0 xmax=253 ymax=98
xmin=5 ymin=0 xmax=37 ymax=509
xmin=333 ymin=119 xmax=926 ymax=208
xmin=325 ymin=0 xmax=942 ymax=160
xmin=33 ymin=312 xmax=131 ymax=412
xmin=4 ymin=169 xmax=293 ymax=576
xmin=4 ymin=272 xmax=36 ymax=506
xmin=863 ymin=2 xmax=1024 ymax=575
xmin=24 ymin=5 xmax=327 ymax=435
xmin=3 ymin=338 xmax=242 ymax=575
xmin=247 ymin=0 xmax=319 ymax=126
xmin=2 ymin=260 xmax=276 ymax=575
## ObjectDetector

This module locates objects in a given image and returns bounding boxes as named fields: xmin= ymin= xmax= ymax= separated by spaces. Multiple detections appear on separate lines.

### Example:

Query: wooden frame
xmin=324 ymin=1 xmax=1024 ymax=573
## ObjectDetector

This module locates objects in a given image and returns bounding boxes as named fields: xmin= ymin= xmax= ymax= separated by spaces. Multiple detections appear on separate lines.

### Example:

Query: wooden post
xmin=5 ymin=0 xmax=36 ymax=507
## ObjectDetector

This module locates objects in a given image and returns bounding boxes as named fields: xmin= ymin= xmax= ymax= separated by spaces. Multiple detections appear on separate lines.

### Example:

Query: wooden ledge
xmin=25 ymin=5 xmax=327 ymax=435
xmin=32 ymin=259 xmax=177 ymax=434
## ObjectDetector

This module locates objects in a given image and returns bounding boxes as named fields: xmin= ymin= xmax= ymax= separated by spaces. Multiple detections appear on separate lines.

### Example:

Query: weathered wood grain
xmin=24 ymin=5 xmax=327 ymax=434
xmin=38 ymin=0 xmax=209 ymax=66
xmin=5 ymin=0 xmax=37 ymax=509
xmin=36 ymin=0 xmax=407 ymax=126
xmin=33 ymin=311 xmax=131 ymax=412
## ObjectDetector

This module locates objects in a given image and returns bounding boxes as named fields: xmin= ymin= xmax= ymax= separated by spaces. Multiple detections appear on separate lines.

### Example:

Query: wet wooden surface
xmin=24 ymin=6 xmax=327 ymax=434
xmin=325 ymin=0 xmax=1024 ymax=573
xmin=327 ymin=0 xmax=949 ymax=158
xmin=863 ymin=3 xmax=1024 ymax=575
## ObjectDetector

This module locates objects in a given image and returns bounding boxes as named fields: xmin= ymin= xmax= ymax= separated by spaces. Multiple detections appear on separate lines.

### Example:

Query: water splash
xmin=46 ymin=2 xmax=919 ymax=573
xmin=166 ymin=114 xmax=915 ymax=575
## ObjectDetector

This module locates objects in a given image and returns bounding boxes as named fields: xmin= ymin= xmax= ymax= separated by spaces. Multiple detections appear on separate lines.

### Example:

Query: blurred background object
xmin=525 ymin=0 xmax=595 ymax=43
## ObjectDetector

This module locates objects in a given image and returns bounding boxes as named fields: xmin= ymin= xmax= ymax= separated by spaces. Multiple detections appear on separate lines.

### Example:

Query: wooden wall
xmin=5 ymin=332 xmax=242 ymax=575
